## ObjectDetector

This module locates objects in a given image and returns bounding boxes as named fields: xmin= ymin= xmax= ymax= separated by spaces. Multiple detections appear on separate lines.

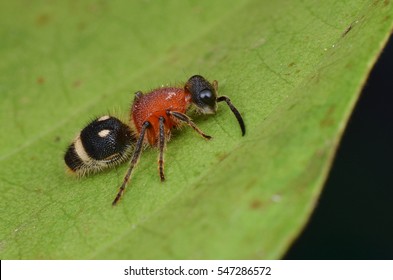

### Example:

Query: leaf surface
xmin=0 ymin=0 xmax=392 ymax=259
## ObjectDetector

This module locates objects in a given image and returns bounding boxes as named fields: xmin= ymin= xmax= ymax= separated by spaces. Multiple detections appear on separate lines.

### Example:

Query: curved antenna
xmin=217 ymin=96 xmax=246 ymax=136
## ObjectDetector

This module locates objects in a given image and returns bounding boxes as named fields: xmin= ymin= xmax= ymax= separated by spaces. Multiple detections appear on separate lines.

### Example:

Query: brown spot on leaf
xmin=73 ymin=80 xmax=82 ymax=88
xmin=288 ymin=62 xmax=296 ymax=67
xmin=320 ymin=105 xmax=336 ymax=127
xmin=309 ymin=68 xmax=324 ymax=84
xmin=34 ymin=187 xmax=44 ymax=194
xmin=345 ymin=62 xmax=353 ymax=69
xmin=288 ymin=103 xmax=296 ymax=111
xmin=250 ymin=199 xmax=263 ymax=209
xmin=342 ymin=24 xmax=353 ymax=37
xmin=216 ymin=152 xmax=229 ymax=162
xmin=36 ymin=14 xmax=51 ymax=26
xmin=37 ymin=76 xmax=45 ymax=85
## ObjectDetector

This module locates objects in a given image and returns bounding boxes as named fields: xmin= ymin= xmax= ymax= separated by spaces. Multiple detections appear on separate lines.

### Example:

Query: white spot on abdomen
xmin=98 ymin=115 xmax=110 ymax=121
xmin=98 ymin=129 xmax=111 ymax=138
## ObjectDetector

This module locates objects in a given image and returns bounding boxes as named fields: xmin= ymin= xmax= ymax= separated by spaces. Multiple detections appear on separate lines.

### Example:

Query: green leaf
xmin=0 ymin=0 xmax=392 ymax=259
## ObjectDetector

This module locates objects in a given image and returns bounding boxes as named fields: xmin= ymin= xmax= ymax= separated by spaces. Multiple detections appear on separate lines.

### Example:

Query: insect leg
xmin=158 ymin=116 xmax=166 ymax=182
xmin=112 ymin=121 xmax=150 ymax=206
xmin=168 ymin=111 xmax=212 ymax=140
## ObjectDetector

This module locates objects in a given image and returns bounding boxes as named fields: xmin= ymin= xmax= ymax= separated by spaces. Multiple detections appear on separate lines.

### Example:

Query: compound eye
xmin=199 ymin=89 xmax=213 ymax=104
xmin=186 ymin=75 xmax=217 ymax=114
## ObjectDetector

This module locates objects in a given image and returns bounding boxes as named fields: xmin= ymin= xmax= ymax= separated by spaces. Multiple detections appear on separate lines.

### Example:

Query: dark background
xmin=285 ymin=35 xmax=393 ymax=259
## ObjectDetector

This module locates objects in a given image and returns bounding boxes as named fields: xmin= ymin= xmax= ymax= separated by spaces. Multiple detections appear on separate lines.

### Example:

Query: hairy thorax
xmin=131 ymin=87 xmax=191 ymax=145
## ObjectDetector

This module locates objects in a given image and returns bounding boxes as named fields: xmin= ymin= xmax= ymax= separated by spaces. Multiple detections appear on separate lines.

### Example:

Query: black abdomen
xmin=64 ymin=116 xmax=135 ymax=175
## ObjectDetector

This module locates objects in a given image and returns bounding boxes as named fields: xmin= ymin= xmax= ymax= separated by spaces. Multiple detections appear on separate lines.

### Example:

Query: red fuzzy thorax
xmin=131 ymin=87 xmax=192 ymax=145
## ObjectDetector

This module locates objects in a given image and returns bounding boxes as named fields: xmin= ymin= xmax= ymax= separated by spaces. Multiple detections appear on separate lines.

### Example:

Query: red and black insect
xmin=65 ymin=75 xmax=245 ymax=205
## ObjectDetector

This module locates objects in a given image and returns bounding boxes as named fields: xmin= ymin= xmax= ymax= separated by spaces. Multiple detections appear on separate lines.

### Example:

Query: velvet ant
xmin=65 ymin=75 xmax=245 ymax=205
